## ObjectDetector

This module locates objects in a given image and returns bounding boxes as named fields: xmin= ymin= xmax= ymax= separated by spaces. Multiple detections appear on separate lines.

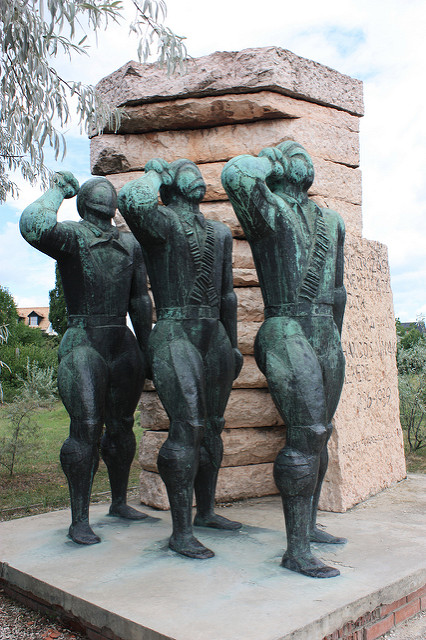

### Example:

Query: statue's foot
xmin=194 ymin=512 xmax=242 ymax=530
xmin=310 ymin=526 xmax=347 ymax=544
xmin=281 ymin=552 xmax=340 ymax=578
xmin=68 ymin=522 xmax=101 ymax=545
xmin=169 ymin=534 xmax=215 ymax=559
xmin=109 ymin=503 xmax=148 ymax=520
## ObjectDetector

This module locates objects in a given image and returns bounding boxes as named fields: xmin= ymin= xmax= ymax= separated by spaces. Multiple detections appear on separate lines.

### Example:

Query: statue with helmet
xmin=222 ymin=142 xmax=347 ymax=578
xmin=118 ymin=158 xmax=243 ymax=560
xmin=20 ymin=172 xmax=152 ymax=545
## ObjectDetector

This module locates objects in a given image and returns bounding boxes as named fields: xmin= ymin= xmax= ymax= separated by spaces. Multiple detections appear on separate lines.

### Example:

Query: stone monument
xmin=20 ymin=172 xmax=152 ymax=544
xmin=117 ymin=159 xmax=243 ymax=558
xmin=91 ymin=46 xmax=406 ymax=514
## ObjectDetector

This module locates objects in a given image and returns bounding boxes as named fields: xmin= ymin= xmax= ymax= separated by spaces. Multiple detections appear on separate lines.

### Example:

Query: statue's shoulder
xmin=118 ymin=229 xmax=144 ymax=256
xmin=58 ymin=219 xmax=82 ymax=237
xmin=61 ymin=219 xmax=80 ymax=230
xmin=208 ymin=218 xmax=232 ymax=241
xmin=118 ymin=229 xmax=137 ymax=246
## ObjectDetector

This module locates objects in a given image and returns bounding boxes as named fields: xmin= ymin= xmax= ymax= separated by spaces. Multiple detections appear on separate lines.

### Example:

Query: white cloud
xmin=0 ymin=221 xmax=54 ymax=307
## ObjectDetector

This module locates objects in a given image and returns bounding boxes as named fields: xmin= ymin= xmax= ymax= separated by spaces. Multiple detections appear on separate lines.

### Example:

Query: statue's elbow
xmin=334 ymin=285 xmax=347 ymax=310
xmin=19 ymin=211 xmax=35 ymax=243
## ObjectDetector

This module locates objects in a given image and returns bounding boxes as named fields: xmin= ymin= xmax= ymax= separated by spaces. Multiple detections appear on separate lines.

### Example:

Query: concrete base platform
xmin=1 ymin=475 xmax=425 ymax=640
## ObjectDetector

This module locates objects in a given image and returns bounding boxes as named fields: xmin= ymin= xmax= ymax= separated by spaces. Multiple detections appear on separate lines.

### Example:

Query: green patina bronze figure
xmin=118 ymin=158 xmax=243 ymax=559
xmin=222 ymin=142 xmax=346 ymax=578
xmin=20 ymin=172 xmax=152 ymax=545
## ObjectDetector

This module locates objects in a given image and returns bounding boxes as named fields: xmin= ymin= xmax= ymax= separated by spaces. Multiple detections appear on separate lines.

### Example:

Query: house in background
xmin=400 ymin=320 xmax=426 ymax=335
xmin=17 ymin=307 xmax=54 ymax=333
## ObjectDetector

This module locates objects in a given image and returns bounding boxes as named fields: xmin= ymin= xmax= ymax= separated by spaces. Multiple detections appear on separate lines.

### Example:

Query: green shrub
xmin=0 ymin=342 xmax=58 ymax=402
xmin=397 ymin=342 xmax=426 ymax=452
xmin=0 ymin=361 xmax=57 ymax=476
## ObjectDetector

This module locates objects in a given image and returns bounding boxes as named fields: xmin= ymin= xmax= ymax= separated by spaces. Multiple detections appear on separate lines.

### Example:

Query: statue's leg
xmin=102 ymin=330 xmax=147 ymax=520
xmin=256 ymin=318 xmax=340 ymax=578
xmin=310 ymin=323 xmax=346 ymax=544
xmin=194 ymin=325 xmax=241 ymax=530
xmin=58 ymin=345 xmax=107 ymax=545
xmin=150 ymin=323 xmax=214 ymax=559
xmin=158 ymin=420 xmax=211 ymax=558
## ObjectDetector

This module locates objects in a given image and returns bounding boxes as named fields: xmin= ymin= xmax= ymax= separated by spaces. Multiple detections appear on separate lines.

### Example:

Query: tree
xmin=0 ymin=286 xmax=18 ymax=401
xmin=0 ymin=286 xmax=59 ymax=401
xmin=0 ymin=0 xmax=186 ymax=201
xmin=397 ymin=343 xmax=426 ymax=453
xmin=396 ymin=316 xmax=426 ymax=353
xmin=0 ymin=285 xmax=18 ymax=329
xmin=396 ymin=317 xmax=426 ymax=453
xmin=49 ymin=264 xmax=67 ymax=336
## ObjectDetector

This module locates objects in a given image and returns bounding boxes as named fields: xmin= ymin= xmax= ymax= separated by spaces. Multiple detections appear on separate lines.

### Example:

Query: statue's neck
xmin=275 ymin=183 xmax=309 ymax=207
xmin=168 ymin=196 xmax=201 ymax=220
xmin=83 ymin=211 xmax=113 ymax=232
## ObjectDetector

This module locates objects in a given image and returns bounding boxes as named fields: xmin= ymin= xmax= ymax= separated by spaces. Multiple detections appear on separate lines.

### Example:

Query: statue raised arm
xmin=119 ymin=158 xmax=243 ymax=560
xmin=222 ymin=142 xmax=346 ymax=578
xmin=20 ymin=173 xmax=152 ymax=545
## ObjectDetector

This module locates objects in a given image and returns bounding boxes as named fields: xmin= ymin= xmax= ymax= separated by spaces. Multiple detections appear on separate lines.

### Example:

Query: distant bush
xmin=397 ymin=330 xmax=426 ymax=453
xmin=0 ymin=325 xmax=59 ymax=402
xmin=0 ymin=361 xmax=57 ymax=476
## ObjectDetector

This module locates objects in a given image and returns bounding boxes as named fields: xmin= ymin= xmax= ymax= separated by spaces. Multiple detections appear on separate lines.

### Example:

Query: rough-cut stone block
xmin=225 ymin=388 xmax=282 ymax=428
xmin=108 ymin=171 xmax=147 ymax=194
xmin=233 ymin=355 xmax=267 ymax=388
xmin=99 ymin=155 xmax=362 ymax=219
xmin=139 ymin=431 xmax=165 ymax=471
xmin=221 ymin=427 xmax=284 ymax=466
xmin=99 ymin=91 xmax=360 ymax=135
xmin=140 ymin=426 xmax=284 ymax=472
xmin=107 ymin=164 xmax=227 ymax=202
xmin=219 ymin=463 xmax=279 ymax=502
xmin=233 ymin=240 xmax=255 ymax=269
xmin=139 ymin=470 xmax=170 ymax=510
xmin=236 ymin=287 xmax=264 ymax=322
xmin=237 ymin=322 xmax=262 ymax=355
xmin=96 ymin=47 xmax=364 ymax=116
xmin=91 ymin=118 xmax=359 ymax=174
xmin=140 ymin=462 xmax=278 ymax=509
xmin=310 ymin=160 xmax=362 ymax=205
xmin=319 ymin=236 xmax=406 ymax=512
xmin=200 ymin=202 xmax=244 ymax=237
xmin=198 ymin=163 xmax=228 ymax=200
xmin=139 ymin=388 xmax=283 ymax=430
xmin=97 ymin=47 xmax=405 ymax=517
xmin=198 ymin=159 xmax=362 ymax=207
xmin=311 ymin=196 xmax=362 ymax=238
xmin=233 ymin=269 xmax=259 ymax=287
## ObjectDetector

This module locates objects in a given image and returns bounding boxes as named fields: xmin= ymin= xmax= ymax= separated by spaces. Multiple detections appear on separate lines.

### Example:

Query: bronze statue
xmin=20 ymin=172 xmax=152 ymax=545
xmin=118 ymin=158 xmax=243 ymax=559
xmin=222 ymin=142 xmax=346 ymax=578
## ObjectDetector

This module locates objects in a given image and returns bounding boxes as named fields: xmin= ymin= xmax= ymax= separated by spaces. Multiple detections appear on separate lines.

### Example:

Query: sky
xmin=0 ymin=0 xmax=425 ymax=321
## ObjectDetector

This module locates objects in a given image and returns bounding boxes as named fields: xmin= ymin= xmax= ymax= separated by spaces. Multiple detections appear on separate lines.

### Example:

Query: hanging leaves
xmin=0 ymin=0 xmax=187 ymax=202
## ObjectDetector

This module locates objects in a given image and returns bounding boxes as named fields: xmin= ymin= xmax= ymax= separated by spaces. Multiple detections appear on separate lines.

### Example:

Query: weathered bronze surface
xmin=118 ymin=158 xmax=243 ymax=559
xmin=20 ymin=172 xmax=152 ymax=545
xmin=222 ymin=142 xmax=346 ymax=578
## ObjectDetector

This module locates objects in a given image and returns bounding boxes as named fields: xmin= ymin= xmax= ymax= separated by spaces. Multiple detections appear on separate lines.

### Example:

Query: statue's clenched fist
xmin=52 ymin=171 xmax=80 ymax=199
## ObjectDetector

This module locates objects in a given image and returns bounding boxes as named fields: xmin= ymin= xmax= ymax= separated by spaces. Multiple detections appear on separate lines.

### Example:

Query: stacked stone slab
xmin=92 ymin=46 xmax=406 ymax=512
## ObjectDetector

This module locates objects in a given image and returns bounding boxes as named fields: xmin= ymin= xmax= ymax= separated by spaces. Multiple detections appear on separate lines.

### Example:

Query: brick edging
xmin=0 ymin=579 xmax=121 ymax=640
xmin=323 ymin=584 xmax=426 ymax=640
xmin=2 ymin=577 xmax=425 ymax=640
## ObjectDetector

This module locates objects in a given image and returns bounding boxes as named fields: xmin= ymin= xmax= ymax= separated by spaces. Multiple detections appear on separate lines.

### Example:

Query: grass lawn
xmin=0 ymin=401 xmax=143 ymax=521
xmin=405 ymin=449 xmax=426 ymax=473
xmin=1 ymin=400 xmax=425 ymax=522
